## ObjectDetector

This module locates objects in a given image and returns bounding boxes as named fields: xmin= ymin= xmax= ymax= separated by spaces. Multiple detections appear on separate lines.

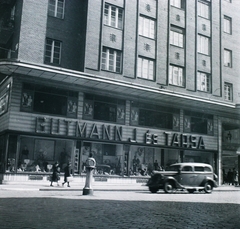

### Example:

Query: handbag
xmin=67 ymin=175 xmax=73 ymax=182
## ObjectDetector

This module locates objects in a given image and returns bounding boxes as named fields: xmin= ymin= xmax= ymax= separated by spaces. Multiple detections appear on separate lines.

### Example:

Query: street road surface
xmin=0 ymin=189 xmax=239 ymax=229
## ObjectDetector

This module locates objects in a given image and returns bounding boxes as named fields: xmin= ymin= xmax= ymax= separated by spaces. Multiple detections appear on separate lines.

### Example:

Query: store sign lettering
xmin=145 ymin=131 xmax=205 ymax=149
xmin=35 ymin=117 xmax=205 ymax=149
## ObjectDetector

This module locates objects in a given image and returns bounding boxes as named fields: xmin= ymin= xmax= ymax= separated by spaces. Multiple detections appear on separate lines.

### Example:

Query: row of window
xmin=20 ymin=85 xmax=214 ymax=135
xmin=46 ymin=1 xmax=233 ymax=101
xmin=48 ymin=0 xmax=232 ymax=38
xmin=44 ymin=38 xmax=233 ymax=100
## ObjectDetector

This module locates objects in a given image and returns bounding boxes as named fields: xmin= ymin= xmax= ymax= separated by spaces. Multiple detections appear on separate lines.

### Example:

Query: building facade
xmin=0 ymin=0 xmax=240 ymax=184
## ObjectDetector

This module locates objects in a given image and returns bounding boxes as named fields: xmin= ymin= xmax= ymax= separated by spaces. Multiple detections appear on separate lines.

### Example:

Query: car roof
xmin=170 ymin=162 xmax=212 ymax=167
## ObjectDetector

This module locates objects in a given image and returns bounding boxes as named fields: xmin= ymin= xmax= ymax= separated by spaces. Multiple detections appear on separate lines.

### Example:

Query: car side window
xmin=194 ymin=166 xmax=204 ymax=172
xmin=204 ymin=166 xmax=211 ymax=172
xmin=182 ymin=166 xmax=193 ymax=171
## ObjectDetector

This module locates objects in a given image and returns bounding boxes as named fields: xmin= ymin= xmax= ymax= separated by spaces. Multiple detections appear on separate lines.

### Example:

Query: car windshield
xmin=165 ymin=165 xmax=180 ymax=171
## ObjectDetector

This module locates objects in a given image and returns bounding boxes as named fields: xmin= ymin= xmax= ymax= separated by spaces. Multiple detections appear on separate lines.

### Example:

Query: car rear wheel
xmin=204 ymin=182 xmax=213 ymax=194
xmin=149 ymin=187 xmax=158 ymax=193
xmin=164 ymin=181 xmax=174 ymax=193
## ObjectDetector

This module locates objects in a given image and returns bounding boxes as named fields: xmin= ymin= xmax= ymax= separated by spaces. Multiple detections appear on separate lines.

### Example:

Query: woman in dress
xmin=62 ymin=162 xmax=72 ymax=187
xmin=50 ymin=162 xmax=60 ymax=186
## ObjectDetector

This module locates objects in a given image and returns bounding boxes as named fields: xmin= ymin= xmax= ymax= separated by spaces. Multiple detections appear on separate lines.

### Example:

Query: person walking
xmin=62 ymin=162 xmax=72 ymax=187
xmin=50 ymin=162 xmax=60 ymax=186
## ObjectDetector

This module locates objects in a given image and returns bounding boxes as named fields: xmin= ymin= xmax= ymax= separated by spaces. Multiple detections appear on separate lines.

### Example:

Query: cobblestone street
xmin=0 ymin=189 xmax=240 ymax=229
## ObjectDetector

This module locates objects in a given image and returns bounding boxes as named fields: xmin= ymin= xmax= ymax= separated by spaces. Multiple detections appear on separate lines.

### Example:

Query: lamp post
xmin=82 ymin=155 xmax=96 ymax=195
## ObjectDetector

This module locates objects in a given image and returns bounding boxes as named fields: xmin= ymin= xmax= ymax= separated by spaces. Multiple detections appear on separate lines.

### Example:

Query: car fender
xmin=200 ymin=177 xmax=218 ymax=188
xmin=163 ymin=176 xmax=184 ymax=189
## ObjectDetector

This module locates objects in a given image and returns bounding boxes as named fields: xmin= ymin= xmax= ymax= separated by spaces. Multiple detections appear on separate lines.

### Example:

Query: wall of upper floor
xmin=1 ymin=0 xmax=240 ymax=105
xmin=0 ymin=74 xmax=220 ymax=152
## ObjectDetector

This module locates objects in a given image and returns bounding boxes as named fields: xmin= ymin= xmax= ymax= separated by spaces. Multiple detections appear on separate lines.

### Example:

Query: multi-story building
xmin=0 ymin=0 xmax=239 ymax=184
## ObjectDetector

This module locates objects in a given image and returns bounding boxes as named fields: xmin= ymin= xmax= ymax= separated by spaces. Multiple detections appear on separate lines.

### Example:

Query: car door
xmin=179 ymin=165 xmax=195 ymax=186
xmin=193 ymin=166 xmax=205 ymax=186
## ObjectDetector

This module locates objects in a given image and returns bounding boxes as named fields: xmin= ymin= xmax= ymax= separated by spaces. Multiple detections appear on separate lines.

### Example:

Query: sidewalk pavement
xmin=0 ymin=180 xmax=240 ymax=192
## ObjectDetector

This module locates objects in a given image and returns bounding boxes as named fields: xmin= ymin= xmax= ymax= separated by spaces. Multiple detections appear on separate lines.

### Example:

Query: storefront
xmin=2 ymin=116 xmax=218 ymax=181
xmin=0 ymin=76 xmax=220 ymax=183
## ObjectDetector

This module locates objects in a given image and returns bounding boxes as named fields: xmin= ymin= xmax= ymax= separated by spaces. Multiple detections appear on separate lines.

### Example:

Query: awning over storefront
xmin=0 ymin=60 xmax=239 ymax=118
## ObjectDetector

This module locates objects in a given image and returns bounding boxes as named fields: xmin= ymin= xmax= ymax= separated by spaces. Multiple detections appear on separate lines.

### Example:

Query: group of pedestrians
xmin=223 ymin=168 xmax=238 ymax=186
xmin=50 ymin=161 xmax=72 ymax=187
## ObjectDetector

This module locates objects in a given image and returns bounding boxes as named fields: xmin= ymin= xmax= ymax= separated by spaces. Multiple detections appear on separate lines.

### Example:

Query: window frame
xmin=101 ymin=47 xmax=122 ymax=73
xmin=170 ymin=26 xmax=184 ymax=48
xmin=224 ymin=49 xmax=232 ymax=67
xmin=44 ymin=38 xmax=62 ymax=65
xmin=223 ymin=16 xmax=232 ymax=34
xmin=169 ymin=65 xmax=185 ymax=87
xmin=104 ymin=3 xmax=123 ymax=29
xmin=198 ymin=0 xmax=210 ymax=20
xmin=137 ymin=56 xmax=155 ymax=80
xmin=197 ymin=71 xmax=211 ymax=93
xmin=83 ymin=94 xmax=125 ymax=124
xmin=130 ymin=102 xmax=179 ymax=130
xmin=184 ymin=111 xmax=213 ymax=135
xmin=139 ymin=15 xmax=155 ymax=39
xmin=21 ymin=83 xmax=78 ymax=118
xmin=170 ymin=0 xmax=185 ymax=9
xmin=48 ymin=0 xmax=65 ymax=19
xmin=224 ymin=82 xmax=233 ymax=101
xmin=197 ymin=34 xmax=210 ymax=55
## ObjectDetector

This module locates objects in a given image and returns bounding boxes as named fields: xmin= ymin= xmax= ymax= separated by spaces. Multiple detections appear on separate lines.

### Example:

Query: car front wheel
xmin=164 ymin=181 xmax=174 ymax=193
xmin=204 ymin=182 xmax=213 ymax=194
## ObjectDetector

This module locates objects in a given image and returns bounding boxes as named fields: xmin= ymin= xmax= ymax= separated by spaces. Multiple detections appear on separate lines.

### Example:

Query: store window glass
xmin=16 ymin=136 xmax=74 ymax=173
xmin=81 ymin=142 xmax=124 ymax=176
xmin=83 ymin=94 xmax=125 ymax=124
xmin=184 ymin=111 xmax=213 ymax=135
xmin=130 ymin=102 xmax=180 ymax=130
xmin=21 ymin=83 xmax=78 ymax=118
xmin=183 ymin=151 xmax=213 ymax=165
xmin=6 ymin=135 xmax=18 ymax=173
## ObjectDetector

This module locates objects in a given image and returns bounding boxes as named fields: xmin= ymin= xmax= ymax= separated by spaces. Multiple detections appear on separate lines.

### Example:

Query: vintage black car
xmin=147 ymin=163 xmax=218 ymax=194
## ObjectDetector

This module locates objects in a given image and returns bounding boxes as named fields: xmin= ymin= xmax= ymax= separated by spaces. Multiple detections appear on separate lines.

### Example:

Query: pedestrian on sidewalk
xmin=50 ymin=162 xmax=60 ymax=187
xmin=62 ymin=162 xmax=72 ymax=187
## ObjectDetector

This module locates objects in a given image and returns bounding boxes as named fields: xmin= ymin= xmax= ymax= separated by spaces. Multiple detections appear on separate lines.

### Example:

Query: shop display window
xmin=131 ymin=102 xmax=180 ymax=130
xmin=11 ymin=136 xmax=74 ymax=173
xmin=183 ymin=151 xmax=213 ymax=166
xmin=21 ymin=83 xmax=78 ymax=118
xmin=81 ymin=142 xmax=124 ymax=176
xmin=0 ymin=83 xmax=10 ymax=116
xmin=83 ymin=94 xmax=125 ymax=124
xmin=184 ymin=110 xmax=213 ymax=135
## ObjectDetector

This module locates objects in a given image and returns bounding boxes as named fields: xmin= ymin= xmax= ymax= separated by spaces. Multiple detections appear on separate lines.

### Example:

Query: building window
xmin=139 ymin=16 xmax=155 ymax=39
xmin=104 ymin=3 xmax=123 ymax=29
xmin=170 ymin=26 xmax=184 ymax=47
xmin=198 ymin=1 xmax=210 ymax=19
xmin=197 ymin=35 xmax=210 ymax=55
xmin=45 ymin=38 xmax=62 ymax=65
xmin=48 ymin=0 xmax=65 ymax=19
xmin=197 ymin=72 xmax=211 ymax=92
xmin=131 ymin=102 xmax=180 ymax=130
xmin=224 ymin=49 xmax=232 ymax=67
xmin=224 ymin=83 xmax=233 ymax=101
xmin=184 ymin=111 xmax=213 ymax=135
xmin=21 ymin=83 xmax=78 ymax=118
xmin=170 ymin=0 xmax=185 ymax=9
xmin=169 ymin=65 xmax=184 ymax=87
xmin=137 ymin=57 xmax=155 ymax=80
xmin=101 ymin=47 xmax=122 ymax=73
xmin=223 ymin=16 xmax=232 ymax=34
xmin=83 ymin=94 xmax=125 ymax=124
